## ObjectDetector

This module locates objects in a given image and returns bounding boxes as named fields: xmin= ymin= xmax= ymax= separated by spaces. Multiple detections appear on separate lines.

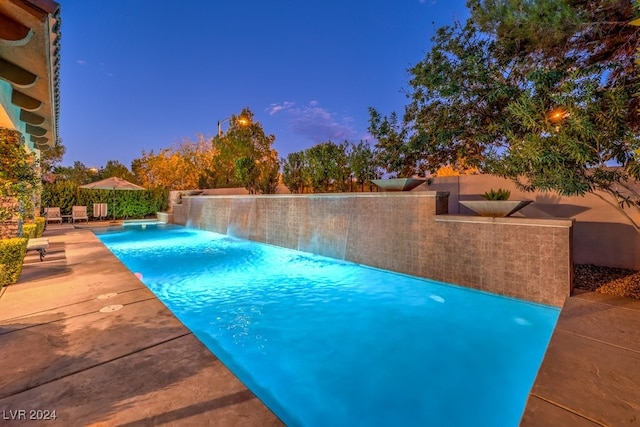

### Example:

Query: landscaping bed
xmin=574 ymin=264 xmax=640 ymax=300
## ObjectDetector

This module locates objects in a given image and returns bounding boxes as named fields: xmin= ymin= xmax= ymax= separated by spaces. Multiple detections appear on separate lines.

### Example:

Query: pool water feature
xmin=95 ymin=224 xmax=559 ymax=427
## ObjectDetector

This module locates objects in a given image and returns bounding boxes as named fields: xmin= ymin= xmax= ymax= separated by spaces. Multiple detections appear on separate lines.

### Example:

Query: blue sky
xmin=58 ymin=0 xmax=469 ymax=169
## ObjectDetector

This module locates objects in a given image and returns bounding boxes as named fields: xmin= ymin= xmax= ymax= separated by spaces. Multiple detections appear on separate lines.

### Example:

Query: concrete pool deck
xmin=1 ymin=223 xmax=639 ymax=426
xmin=0 ymin=224 xmax=283 ymax=426
xmin=521 ymin=290 xmax=640 ymax=426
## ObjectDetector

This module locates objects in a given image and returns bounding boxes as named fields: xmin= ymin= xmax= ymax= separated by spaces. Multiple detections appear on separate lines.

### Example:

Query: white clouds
xmin=268 ymin=101 xmax=295 ymax=115
xmin=268 ymin=101 xmax=356 ymax=143
xmin=74 ymin=59 xmax=113 ymax=77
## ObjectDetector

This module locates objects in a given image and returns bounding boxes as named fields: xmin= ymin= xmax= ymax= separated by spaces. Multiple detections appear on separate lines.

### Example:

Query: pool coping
xmin=2 ymin=223 xmax=638 ymax=426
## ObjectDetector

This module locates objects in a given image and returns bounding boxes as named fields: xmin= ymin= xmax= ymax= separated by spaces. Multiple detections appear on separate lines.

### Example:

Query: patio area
xmin=0 ymin=223 xmax=638 ymax=425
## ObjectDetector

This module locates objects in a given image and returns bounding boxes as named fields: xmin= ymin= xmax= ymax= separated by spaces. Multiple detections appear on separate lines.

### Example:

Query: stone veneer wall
xmin=172 ymin=192 xmax=573 ymax=307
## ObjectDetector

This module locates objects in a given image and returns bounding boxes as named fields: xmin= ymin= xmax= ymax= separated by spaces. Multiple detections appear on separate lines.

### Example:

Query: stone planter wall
xmin=172 ymin=192 xmax=573 ymax=306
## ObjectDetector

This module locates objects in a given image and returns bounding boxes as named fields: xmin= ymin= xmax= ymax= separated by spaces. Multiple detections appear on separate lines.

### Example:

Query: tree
xmin=378 ymin=0 xmax=640 ymax=227
xmin=132 ymin=135 xmax=216 ymax=190
xmin=212 ymin=107 xmax=279 ymax=193
xmin=234 ymin=157 xmax=260 ymax=194
xmin=53 ymin=161 xmax=98 ymax=185
xmin=367 ymin=108 xmax=423 ymax=177
xmin=39 ymin=139 xmax=66 ymax=182
xmin=348 ymin=141 xmax=380 ymax=191
xmin=99 ymin=160 xmax=137 ymax=183
xmin=303 ymin=141 xmax=350 ymax=193
xmin=403 ymin=21 xmax=520 ymax=174
xmin=255 ymin=151 xmax=280 ymax=194
xmin=282 ymin=151 xmax=307 ymax=194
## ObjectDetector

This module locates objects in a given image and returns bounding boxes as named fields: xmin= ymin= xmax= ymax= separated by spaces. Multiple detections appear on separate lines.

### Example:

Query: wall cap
xmin=436 ymin=214 xmax=574 ymax=228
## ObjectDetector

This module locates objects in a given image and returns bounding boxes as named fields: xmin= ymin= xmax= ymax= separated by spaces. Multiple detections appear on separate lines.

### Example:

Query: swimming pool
xmin=96 ymin=224 xmax=559 ymax=426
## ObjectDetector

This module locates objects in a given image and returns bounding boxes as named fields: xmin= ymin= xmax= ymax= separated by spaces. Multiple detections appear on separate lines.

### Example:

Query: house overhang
xmin=0 ymin=0 xmax=60 ymax=150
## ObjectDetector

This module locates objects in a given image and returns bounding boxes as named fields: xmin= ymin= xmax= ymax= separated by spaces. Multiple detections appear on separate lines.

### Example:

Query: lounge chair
xmin=72 ymin=205 xmax=89 ymax=223
xmin=93 ymin=203 xmax=108 ymax=220
xmin=44 ymin=207 xmax=62 ymax=224
xmin=27 ymin=237 xmax=49 ymax=261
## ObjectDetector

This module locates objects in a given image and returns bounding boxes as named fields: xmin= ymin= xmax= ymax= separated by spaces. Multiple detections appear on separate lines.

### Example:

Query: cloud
xmin=76 ymin=59 xmax=86 ymax=65
xmin=269 ymin=101 xmax=356 ymax=142
xmin=268 ymin=101 xmax=295 ymax=115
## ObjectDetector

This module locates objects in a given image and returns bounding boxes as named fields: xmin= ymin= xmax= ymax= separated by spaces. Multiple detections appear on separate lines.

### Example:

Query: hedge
xmin=42 ymin=182 xmax=169 ymax=219
xmin=34 ymin=217 xmax=45 ymax=237
xmin=22 ymin=223 xmax=37 ymax=239
xmin=0 ymin=238 xmax=27 ymax=286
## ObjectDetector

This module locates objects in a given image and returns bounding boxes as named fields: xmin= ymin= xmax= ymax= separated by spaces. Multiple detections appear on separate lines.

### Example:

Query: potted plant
xmin=459 ymin=188 xmax=532 ymax=217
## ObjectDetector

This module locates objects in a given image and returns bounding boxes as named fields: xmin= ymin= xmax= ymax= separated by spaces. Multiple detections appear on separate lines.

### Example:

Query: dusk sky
xmin=58 ymin=0 xmax=470 ymax=169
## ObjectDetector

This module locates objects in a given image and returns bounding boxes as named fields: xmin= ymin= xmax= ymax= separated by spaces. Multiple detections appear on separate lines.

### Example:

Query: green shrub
xmin=482 ymin=188 xmax=511 ymax=201
xmin=34 ymin=217 xmax=45 ymax=237
xmin=0 ymin=263 xmax=6 ymax=287
xmin=42 ymin=182 xmax=169 ymax=220
xmin=0 ymin=238 xmax=27 ymax=286
xmin=22 ymin=223 xmax=37 ymax=239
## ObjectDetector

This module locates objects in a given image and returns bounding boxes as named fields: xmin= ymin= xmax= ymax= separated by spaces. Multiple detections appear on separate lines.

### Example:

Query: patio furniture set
xmin=43 ymin=206 xmax=89 ymax=224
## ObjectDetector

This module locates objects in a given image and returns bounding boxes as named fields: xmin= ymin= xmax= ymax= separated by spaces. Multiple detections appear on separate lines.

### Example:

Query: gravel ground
xmin=574 ymin=264 xmax=640 ymax=300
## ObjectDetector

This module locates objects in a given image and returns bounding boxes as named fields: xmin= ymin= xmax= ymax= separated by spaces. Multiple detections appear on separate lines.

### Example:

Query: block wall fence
xmin=172 ymin=192 xmax=573 ymax=307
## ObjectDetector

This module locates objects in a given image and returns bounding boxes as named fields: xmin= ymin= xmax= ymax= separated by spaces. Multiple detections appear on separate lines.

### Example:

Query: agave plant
xmin=481 ymin=188 xmax=511 ymax=201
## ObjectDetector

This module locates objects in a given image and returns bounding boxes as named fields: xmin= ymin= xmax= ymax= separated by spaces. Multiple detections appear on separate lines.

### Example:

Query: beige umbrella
xmin=79 ymin=177 xmax=146 ymax=221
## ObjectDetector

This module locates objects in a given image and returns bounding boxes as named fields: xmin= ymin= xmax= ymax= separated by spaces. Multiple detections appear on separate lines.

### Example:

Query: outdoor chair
xmin=93 ymin=203 xmax=108 ymax=220
xmin=44 ymin=207 xmax=62 ymax=224
xmin=72 ymin=205 xmax=89 ymax=223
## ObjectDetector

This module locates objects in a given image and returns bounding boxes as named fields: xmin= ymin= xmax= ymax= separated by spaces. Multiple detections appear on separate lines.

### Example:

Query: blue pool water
xmin=96 ymin=224 xmax=560 ymax=426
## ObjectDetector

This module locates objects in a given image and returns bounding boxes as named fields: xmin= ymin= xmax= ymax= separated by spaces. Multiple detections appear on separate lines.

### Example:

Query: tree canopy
xmin=281 ymin=140 xmax=380 ymax=193
xmin=210 ymin=108 xmax=279 ymax=193
xmin=370 ymin=0 xmax=640 ymax=224
xmin=131 ymin=135 xmax=214 ymax=190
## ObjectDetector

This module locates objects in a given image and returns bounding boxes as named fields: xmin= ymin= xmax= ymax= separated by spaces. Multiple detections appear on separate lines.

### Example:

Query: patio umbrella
xmin=79 ymin=177 xmax=146 ymax=221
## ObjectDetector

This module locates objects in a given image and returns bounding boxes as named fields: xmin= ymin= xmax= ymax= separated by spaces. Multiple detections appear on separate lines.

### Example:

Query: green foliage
xmin=22 ymin=223 xmax=37 ymax=239
xmin=41 ymin=181 xmax=79 ymax=214
xmin=42 ymin=182 xmax=168 ymax=219
xmin=0 ymin=238 xmax=27 ymax=286
xmin=482 ymin=188 xmax=511 ymax=200
xmin=304 ymin=141 xmax=351 ymax=193
xmin=403 ymin=20 xmax=517 ymax=174
xmin=210 ymin=107 xmax=280 ymax=192
xmin=34 ymin=217 xmax=45 ymax=237
xmin=281 ymin=151 xmax=307 ymax=193
xmin=367 ymin=108 xmax=422 ymax=177
xmin=99 ymin=160 xmax=137 ymax=182
xmin=53 ymin=161 xmax=98 ymax=185
xmin=40 ymin=139 xmax=66 ymax=179
xmin=0 ymin=129 xmax=40 ymax=225
xmin=469 ymin=0 xmax=639 ymax=90
xmin=488 ymin=67 xmax=638 ymax=198
xmin=367 ymin=0 xmax=640 ymax=224
xmin=468 ymin=0 xmax=581 ymax=58
xmin=349 ymin=141 xmax=382 ymax=190
xmin=0 ymin=264 xmax=5 ymax=287
xmin=52 ymin=160 xmax=139 ymax=187
xmin=281 ymin=141 xmax=380 ymax=193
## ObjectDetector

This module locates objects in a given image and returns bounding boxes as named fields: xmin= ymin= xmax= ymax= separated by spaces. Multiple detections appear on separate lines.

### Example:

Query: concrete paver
xmin=521 ymin=290 xmax=640 ymax=426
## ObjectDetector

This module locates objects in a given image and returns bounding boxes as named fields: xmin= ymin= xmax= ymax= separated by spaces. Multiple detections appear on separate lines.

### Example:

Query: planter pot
xmin=371 ymin=178 xmax=427 ymax=192
xmin=459 ymin=200 xmax=533 ymax=217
